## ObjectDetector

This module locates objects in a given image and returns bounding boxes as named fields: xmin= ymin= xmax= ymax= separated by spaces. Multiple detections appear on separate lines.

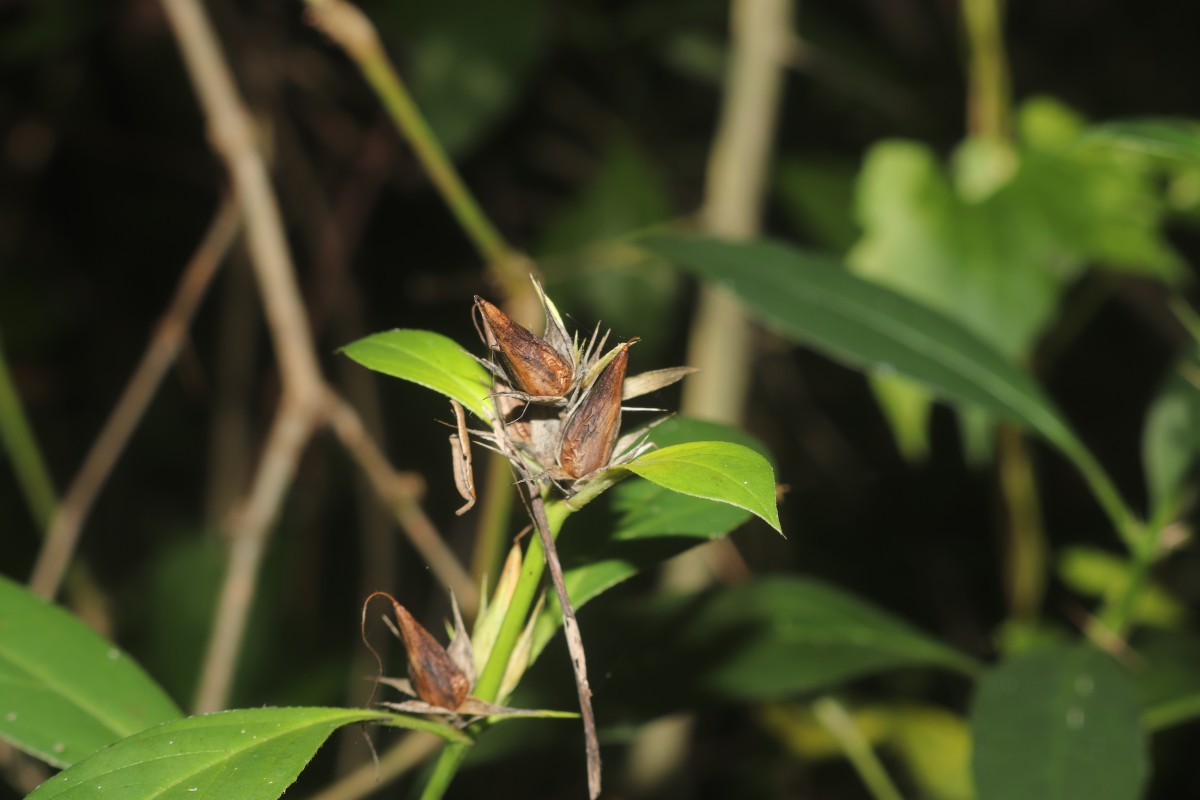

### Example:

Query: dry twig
xmin=28 ymin=196 xmax=241 ymax=599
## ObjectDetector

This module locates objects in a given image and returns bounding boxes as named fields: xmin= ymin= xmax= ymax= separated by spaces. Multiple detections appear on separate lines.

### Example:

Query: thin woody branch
xmin=28 ymin=196 xmax=241 ymax=599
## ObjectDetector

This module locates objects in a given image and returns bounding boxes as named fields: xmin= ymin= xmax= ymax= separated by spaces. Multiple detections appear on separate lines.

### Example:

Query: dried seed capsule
xmin=475 ymin=297 xmax=574 ymax=399
xmin=559 ymin=341 xmax=631 ymax=479
xmin=392 ymin=602 xmax=470 ymax=710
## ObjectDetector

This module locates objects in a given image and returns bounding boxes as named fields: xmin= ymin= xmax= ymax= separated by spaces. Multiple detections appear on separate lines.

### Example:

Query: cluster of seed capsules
xmin=469 ymin=282 xmax=693 ymax=494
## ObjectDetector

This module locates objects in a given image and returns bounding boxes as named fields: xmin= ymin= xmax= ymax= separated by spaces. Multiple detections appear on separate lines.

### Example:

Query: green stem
xmin=812 ymin=697 xmax=905 ymax=800
xmin=421 ymin=499 xmax=572 ymax=799
xmin=961 ymin=0 xmax=1011 ymax=140
xmin=304 ymin=1 xmax=526 ymax=291
xmin=0 ymin=338 xmax=57 ymax=531
xmin=354 ymin=52 xmax=509 ymax=267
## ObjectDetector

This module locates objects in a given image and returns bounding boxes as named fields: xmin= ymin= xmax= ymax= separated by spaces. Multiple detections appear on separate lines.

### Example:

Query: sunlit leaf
xmin=971 ymin=645 xmax=1147 ymax=800
xmin=0 ymin=576 xmax=182 ymax=768
xmin=27 ymin=706 xmax=469 ymax=800
xmin=623 ymin=441 xmax=781 ymax=533
xmin=340 ymin=329 xmax=493 ymax=421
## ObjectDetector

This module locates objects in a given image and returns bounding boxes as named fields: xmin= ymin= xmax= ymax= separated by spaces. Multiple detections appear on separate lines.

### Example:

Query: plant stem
xmin=420 ymin=499 xmax=572 ymax=799
xmin=302 ymin=0 xmax=529 ymax=295
xmin=997 ymin=425 xmax=1045 ymax=623
xmin=0 ymin=338 xmax=57 ymax=532
xmin=812 ymin=697 xmax=905 ymax=800
xmin=961 ymin=0 xmax=1011 ymax=140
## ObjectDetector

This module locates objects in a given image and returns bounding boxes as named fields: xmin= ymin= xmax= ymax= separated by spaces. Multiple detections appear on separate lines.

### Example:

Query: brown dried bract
xmin=391 ymin=602 xmax=471 ymax=710
xmin=475 ymin=297 xmax=573 ymax=399
xmin=559 ymin=340 xmax=633 ymax=479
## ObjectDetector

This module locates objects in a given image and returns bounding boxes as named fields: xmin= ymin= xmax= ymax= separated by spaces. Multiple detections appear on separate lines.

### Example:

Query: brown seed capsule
xmin=391 ymin=602 xmax=470 ymax=710
xmin=559 ymin=341 xmax=631 ymax=479
xmin=475 ymin=297 xmax=573 ymax=399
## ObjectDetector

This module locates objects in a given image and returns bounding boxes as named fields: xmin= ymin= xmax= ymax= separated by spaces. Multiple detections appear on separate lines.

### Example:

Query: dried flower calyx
xmin=368 ymin=587 xmax=552 ymax=724
xmin=470 ymin=279 xmax=695 ymax=493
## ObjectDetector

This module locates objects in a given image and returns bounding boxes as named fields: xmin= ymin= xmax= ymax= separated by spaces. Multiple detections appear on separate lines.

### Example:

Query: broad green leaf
xmin=1088 ymin=119 xmax=1200 ymax=165
xmin=532 ymin=418 xmax=767 ymax=660
xmin=1141 ymin=346 xmax=1200 ymax=525
xmin=340 ymin=329 xmax=493 ymax=421
xmin=841 ymin=99 xmax=1182 ymax=464
xmin=971 ymin=644 xmax=1147 ymax=800
xmin=642 ymin=233 xmax=1132 ymax=533
xmin=623 ymin=441 xmax=781 ymax=532
xmin=0 ymin=575 xmax=182 ymax=768
xmin=1131 ymin=630 xmax=1200 ymax=731
xmin=590 ymin=577 xmax=978 ymax=713
xmin=27 ymin=707 xmax=469 ymax=800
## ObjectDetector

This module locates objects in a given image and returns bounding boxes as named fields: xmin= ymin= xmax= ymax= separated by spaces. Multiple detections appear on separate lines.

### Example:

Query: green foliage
xmin=532 ymin=417 xmax=765 ymax=658
xmin=26 ymin=707 xmax=468 ymax=800
xmin=1133 ymin=631 xmax=1200 ymax=731
xmin=340 ymin=329 xmax=494 ymax=421
xmin=595 ymin=577 xmax=977 ymax=712
xmin=970 ymin=645 xmax=1147 ymax=800
xmin=846 ymin=97 xmax=1183 ymax=459
xmin=0 ymin=576 xmax=182 ymax=768
xmin=623 ymin=441 xmax=780 ymax=532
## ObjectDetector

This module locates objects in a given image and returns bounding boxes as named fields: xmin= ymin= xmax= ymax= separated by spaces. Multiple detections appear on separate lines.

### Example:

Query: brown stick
xmin=526 ymin=488 xmax=601 ymax=799
xmin=27 ymin=197 xmax=241 ymax=599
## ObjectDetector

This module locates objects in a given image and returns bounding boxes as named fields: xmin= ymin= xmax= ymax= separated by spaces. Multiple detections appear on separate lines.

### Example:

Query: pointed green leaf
xmin=971 ymin=645 xmax=1148 ymax=800
xmin=623 ymin=440 xmax=780 ymax=533
xmin=0 ymin=575 xmax=182 ymax=768
xmin=340 ymin=329 xmax=493 ymax=421
xmin=643 ymin=234 xmax=1132 ymax=535
xmin=27 ymin=707 xmax=470 ymax=800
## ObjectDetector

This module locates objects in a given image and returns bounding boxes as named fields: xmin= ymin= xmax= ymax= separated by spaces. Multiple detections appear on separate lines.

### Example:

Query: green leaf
xmin=1088 ymin=118 xmax=1200 ymax=165
xmin=623 ymin=441 xmax=781 ymax=533
xmin=642 ymin=233 xmax=1132 ymax=534
xmin=340 ymin=329 xmax=493 ymax=421
xmin=27 ymin=707 xmax=469 ymax=800
xmin=0 ymin=575 xmax=182 ymax=768
xmin=1142 ymin=346 xmax=1200 ymax=525
xmin=643 ymin=235 xmax=1063 ymax=445
xmin=592 ymin=577 xmax=978 ymax=713
xmin=971 ymin=644 xmax=1148 ymax=800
